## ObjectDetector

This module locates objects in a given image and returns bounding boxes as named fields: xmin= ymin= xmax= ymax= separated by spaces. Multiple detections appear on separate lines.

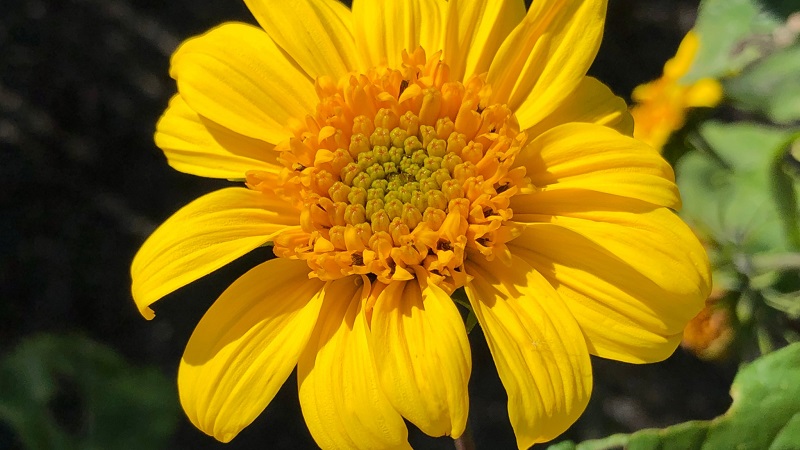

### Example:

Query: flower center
xmin=257 ymin=48 xmax=529 ymax=293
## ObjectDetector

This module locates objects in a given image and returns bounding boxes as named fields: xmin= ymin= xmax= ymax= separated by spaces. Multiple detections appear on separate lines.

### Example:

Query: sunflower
xmin=630 ymin=30 xmax=723 ymax=152
xmin=131 ymin=0 xmax=712 ymax=448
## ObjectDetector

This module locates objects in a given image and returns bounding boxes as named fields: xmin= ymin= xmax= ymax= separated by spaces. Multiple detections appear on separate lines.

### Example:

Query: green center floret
xmin=329 ymin=123 xmax=470 ymax=232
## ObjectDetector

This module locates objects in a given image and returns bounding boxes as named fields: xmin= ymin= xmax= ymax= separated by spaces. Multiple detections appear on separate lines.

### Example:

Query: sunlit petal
xmin=130 ymin=188 xmax=299 ymax=318
xmin=371 ymin=278 xmax=471 ymax=437
xmin=298 ymin=278 xmax=411 ymax=449
xmin=170 ymin=22 xmax=317 ymax=144
xmin=465 ymin=255 xmax=592 ymax=449
xmin=245 ymin=0 xmax=362 ymax=78
xmin=488 ymin=0 xmax=607 ymax=129
xmin=443 ymin=0 xmax=526 ymax=81
xmin=511 ymin=193 xmax=711 ymax=362
xmin=353 ymin=0 xmax=446 ymax=68
xmin=524 ymin=77 xmax=633 ymax=138
xmin=155 ymin=95 xmax=282 ymax=179
xmin=178 ymin=259 xmax=324 ymax=443
xmin=512 ymin=123 xmax=680 ymax=209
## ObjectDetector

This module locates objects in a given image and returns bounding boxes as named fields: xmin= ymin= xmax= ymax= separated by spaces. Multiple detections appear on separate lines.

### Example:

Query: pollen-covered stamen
xmin=266 ymin=48 xmax=530 ymax=293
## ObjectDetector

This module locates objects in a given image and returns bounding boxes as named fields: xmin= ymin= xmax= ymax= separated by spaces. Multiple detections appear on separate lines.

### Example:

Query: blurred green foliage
xmin=684 ymin=0 xmax=790 ymax=82
xmin=0 ymin=334 xmax=180 ymax=450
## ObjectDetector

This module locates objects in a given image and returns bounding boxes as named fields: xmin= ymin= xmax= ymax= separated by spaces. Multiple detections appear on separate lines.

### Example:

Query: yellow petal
xmin=370 ymin=278 xmax=471 ymax=438
xmin=178 ymin=259 xmax=324 ymax=443
xmin=244 ymin=0 xmax=362 ymax=78
xmin=685 ymin=78 xmax=723 ymax=108
xmin=664 ymin=30 xmax=699 ymax=80
xmin=512 ymin=123 xmax=680 ymax=209
xmin=353 ymin=0 xmax=446 ymax=68
xmin=487 ymin=0 xmax=608 ymax=130
xmin=298 ymin=278 xmax=411 ymax=450
xmin=524 ymin=77 xmax=634 ymax=138
xmin=170 ymin=22 xmax=317 ymax=144
xmin=510 ymin=193 xmax=711 ymax=363
xmin=131 ymin=188 xmax=299 ymax=319
xmin=465 ymin=255 xmax=592 ymax=449
xmin=155 ymin=95 xmax=282 ymax=179
xmin=443 ymin=0 xmax=526 ymax=81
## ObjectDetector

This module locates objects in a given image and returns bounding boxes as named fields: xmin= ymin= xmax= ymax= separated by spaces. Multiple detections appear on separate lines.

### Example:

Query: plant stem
xmin=453 ymin=425 xmax=476 ymax=450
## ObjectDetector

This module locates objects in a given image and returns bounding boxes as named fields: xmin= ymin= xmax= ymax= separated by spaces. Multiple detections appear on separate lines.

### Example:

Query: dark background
xmin=1 ymin=1 xmax=736 ymax=448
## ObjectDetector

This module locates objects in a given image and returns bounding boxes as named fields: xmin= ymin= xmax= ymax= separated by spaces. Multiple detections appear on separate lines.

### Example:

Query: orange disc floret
xmin=251 ymin=49 xmax=529 ymax=293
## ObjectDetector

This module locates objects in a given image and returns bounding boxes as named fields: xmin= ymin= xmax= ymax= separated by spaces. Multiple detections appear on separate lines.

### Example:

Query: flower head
xmin=630 ymin=30 xmax=723 ymax=151
xmin=132 ymin=1 xmax=711 ymax=448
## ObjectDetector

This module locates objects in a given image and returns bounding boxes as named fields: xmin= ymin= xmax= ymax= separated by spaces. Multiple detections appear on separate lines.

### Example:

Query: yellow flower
xmin=131 ymin=1 xmax=711 ymax=449
xmin=630 ymin=30 xmax=723 ymax=151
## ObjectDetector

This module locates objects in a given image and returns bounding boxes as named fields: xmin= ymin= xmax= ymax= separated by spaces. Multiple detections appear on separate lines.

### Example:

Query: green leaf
xmin=772 ymin=136 xmax=800 ymax=248
xmin=685 ymin=0 xmax=785 ymax=82
xmin=676 ymin=122 xmax=800 ymax=255
xmin=549 ymin=342 xmax=800 ymax=450
xmin=0 ymin=334 xmax=180 ymax=450
xmin=726 ymin=45 xmax=800 ymax=124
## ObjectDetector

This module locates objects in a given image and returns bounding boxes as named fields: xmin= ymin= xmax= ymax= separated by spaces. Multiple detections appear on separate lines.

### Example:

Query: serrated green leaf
xmin=726 ymin=45 xmax=800 ymax=124
xmin=0 ymin=334 xmax=180 ymax=450
xmin=685 ymin=0 xmax=785 ymax=82
xmin=549 ymin=343 xmax=800 ymax=450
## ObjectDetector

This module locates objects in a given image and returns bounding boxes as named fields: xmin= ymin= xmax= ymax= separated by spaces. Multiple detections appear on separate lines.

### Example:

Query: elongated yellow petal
xmin=353 ymin=0 xmax=446 ymax=68
xmin=685 ymin=78 xmax=723 ymax=108
xmin=131 ymin=188 xmax=299 ymax=319
xmin=664 ymin=30 xmax=699 ymax=80
xmin=178 ymin=259 xmax=324 ymax=443
xmin=443 ymin=0 xmax=526 ymax=81
xmin=155 ymin=95 xmax=282 ymax=179
xmin=170 ymin=22 xmax=317 ymax=144
xmin=370 ymin=278 xmax=471 ymax=438
xmin=512 ymin=123 xmax=680 ymax=209
xmin=511 ymin=193 xmax=711 ymax=363
xmin=465 ymin=255 xmax=592 ymax=449
xmin=524 ymin=77 xmax=633 ymax=138
xmin=244 ymin=0 xmax=362 ymax=78
xmin=298 ymin=278 xmax=411 ymax=450
xmin=488 ymin=0 xmax=607 ymax=130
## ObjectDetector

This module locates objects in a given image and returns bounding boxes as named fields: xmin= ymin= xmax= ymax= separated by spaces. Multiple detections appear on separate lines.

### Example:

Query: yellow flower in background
xmin=681 ymin=291 xmax=734 ymax=361
xmin=131 ymin=1 xmax=711 ymax=449
xmin=631 ymin=30 xmax=723 ymax=151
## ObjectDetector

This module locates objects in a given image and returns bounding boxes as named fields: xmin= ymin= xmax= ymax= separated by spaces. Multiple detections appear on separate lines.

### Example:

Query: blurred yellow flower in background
xmin=631 ymin=31 xmax=723 ymax=151
xmin=681 ymin=292 xmax=735 ymax=361
xmin=131 ymin=1 xmax=711 ymax=449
